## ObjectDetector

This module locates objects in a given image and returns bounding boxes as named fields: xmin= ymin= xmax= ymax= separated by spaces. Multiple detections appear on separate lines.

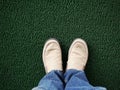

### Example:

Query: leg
xmin=32 ymin=39 xmax=64 ymax=90
xmin=64 ymin=69 xmax=106 ymax=90
xmin=65 ymin=38 xmax=107 ymax=90
xmin=33 ymin=70 xmax=64 ymax=90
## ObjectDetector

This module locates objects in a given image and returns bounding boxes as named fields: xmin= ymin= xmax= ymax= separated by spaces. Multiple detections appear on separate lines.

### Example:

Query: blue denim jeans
xmin=32 ymin=69 xmax=107 ymax=90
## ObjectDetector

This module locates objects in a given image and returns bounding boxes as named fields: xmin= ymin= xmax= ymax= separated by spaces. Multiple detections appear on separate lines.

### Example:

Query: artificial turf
xmin=0 ymin=0 xmax=120 ymax=90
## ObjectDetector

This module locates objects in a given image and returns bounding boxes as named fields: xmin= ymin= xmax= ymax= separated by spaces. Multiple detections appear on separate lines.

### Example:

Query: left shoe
xmin=42 ymin=38 xmax=63 ymax=73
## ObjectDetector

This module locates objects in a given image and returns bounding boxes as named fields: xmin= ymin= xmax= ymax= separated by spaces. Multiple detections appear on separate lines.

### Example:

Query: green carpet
xmin=0 ymin=0 xmax=120 ymax=90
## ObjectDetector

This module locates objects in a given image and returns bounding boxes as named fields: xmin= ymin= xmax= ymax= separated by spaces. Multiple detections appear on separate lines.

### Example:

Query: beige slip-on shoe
xmin=42 ymin=38 xmax=63 ymax=73
xmin=66 ymin=38 xmax=88 ymax=70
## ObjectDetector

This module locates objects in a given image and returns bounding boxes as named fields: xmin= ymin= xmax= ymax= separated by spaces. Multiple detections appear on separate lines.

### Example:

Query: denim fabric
xmin=32 ymin=69 xmax=107 ymax=90
xmin=64 ymin=69 xmax=106 ymax=90
xmin=32 ymin=70 xmax=64 ymax=90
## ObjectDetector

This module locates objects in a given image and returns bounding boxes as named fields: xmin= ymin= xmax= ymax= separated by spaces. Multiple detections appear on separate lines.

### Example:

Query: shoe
xmin=42 ymin=38 xmax=63 ymax=73
xmin=66 ymin=38 xmax=88 ymax=70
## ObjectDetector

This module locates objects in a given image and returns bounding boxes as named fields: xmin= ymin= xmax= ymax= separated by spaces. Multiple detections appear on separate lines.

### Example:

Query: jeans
xmin=32 ymin=69 xmax=107 ymax=90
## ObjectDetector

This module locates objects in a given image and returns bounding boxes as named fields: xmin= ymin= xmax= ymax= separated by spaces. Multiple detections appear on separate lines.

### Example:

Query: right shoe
xmin=42 ymin=38 xmax=63 ymax=73
xmin=66 ymin=38 xmax=88 ymax=71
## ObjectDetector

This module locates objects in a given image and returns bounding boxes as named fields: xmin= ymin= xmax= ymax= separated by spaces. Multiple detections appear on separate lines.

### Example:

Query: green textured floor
xmin=0 ymin=0 xmax=120 ymax=90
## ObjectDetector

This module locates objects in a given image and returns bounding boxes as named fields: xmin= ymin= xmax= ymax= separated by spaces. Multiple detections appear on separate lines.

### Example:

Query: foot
xmin=66 ymin=38 xmax=88 ymax=70
xmin=42 ymin=38 xmax=63 ymax=73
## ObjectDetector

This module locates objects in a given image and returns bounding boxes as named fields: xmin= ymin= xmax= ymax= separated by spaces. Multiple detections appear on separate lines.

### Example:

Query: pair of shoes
xmin=43 ymin=38 xmax=88 ymax=73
